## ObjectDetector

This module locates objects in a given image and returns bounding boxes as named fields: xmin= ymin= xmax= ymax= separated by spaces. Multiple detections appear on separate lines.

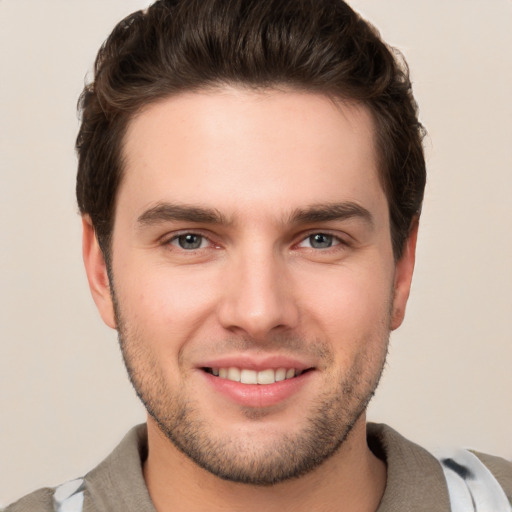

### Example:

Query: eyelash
xmin=166 ymin=232 xmax=216 ymax=251
xmin=296 ymin=232 xmax=347 ymax=250
xmin=163 ymin=230 xmax=349 ymax=252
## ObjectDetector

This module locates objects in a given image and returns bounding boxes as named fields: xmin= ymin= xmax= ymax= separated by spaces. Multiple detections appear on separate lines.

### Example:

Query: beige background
xmin=1 ymin=0 xmax=511 ymax=505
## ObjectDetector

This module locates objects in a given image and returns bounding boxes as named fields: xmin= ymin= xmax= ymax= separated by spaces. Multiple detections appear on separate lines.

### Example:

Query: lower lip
xmin=201 ymin=370 xmax=313 ymax=408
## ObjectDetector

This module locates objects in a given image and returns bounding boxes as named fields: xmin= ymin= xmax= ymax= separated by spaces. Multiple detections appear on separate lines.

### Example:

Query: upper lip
xmin=196 ymin=354 xmax=315 ymax=372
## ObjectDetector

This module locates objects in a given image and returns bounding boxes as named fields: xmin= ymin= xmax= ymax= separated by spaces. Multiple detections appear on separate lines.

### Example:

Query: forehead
xmin=118 ymin=87 xmax=385 ymax=225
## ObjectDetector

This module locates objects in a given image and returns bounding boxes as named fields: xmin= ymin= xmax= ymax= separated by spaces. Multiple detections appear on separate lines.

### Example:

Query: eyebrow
xmin=137 ymin=201 xmax=374 ymax=229
xmin=137 ymin=203 xmax=229 ymax=226
xmin=289 ymin=202 xmax=374 ymax=228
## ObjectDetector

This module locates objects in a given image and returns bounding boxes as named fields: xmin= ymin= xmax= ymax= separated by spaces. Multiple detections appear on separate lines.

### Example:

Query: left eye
xmin=299 ymin=233 xmax=339 ymax=249
xmin=170 ymin=233 xmax=208 ymax=250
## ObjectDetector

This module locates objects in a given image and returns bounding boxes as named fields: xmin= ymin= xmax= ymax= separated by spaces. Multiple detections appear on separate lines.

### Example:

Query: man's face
xmin=86 ymin=87 xmax=415 ymax=484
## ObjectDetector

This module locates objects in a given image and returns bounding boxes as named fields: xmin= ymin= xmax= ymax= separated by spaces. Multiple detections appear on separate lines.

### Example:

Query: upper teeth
xmin=212 ymin=367 xmax=299 ymax=384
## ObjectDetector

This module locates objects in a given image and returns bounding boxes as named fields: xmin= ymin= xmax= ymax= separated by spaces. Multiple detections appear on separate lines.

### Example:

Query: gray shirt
xmin=6 ymin=423 xmax=512 ymax=511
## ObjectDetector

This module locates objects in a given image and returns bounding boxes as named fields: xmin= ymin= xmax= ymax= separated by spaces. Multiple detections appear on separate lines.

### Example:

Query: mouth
xmin=202 ymin=367 xmax=313 ymax=385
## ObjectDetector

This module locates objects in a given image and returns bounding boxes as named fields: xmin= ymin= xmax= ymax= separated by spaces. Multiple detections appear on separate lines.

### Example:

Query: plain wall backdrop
xmin=1 ymin=0 xmax=511 ymax=505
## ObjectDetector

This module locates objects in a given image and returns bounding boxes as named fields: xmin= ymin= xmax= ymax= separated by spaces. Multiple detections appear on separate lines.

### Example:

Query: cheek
xmin=115 ymin=265 xmax=221 ymax=340
xmin=298 ymin=264 xmax=393 ymax=341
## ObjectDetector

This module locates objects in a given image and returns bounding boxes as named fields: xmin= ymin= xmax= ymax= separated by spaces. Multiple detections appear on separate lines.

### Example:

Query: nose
xmin=217 ymin=246 xmax=300 ymax=340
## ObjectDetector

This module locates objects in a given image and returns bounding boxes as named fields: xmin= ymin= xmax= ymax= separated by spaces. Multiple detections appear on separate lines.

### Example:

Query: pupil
xmin=311 ymin=233 xmax=332 ymax=248
xmin=179 ymin=234 xmax=202 ymax=249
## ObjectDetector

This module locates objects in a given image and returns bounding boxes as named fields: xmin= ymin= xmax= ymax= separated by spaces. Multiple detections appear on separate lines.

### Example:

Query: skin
xmin=83 ymin=87 xmax=417 ymax=512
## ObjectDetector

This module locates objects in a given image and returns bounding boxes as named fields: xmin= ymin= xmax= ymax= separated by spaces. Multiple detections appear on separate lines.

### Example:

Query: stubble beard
xmin=111 ymin=288 xmax=390 ymax=486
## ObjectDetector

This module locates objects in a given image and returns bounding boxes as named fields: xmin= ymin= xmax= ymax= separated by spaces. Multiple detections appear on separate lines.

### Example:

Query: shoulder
xmin=4 ymin=488 xmax=54 ymax=512
xmin=5 ymin=478 xmax=86 ymax=512
xmin=4 ymin=424 xmax=149 ymax=512
xmin=437 ymin=449 xmax=512 ymax=510
xmin=367 ymin=422 xmax=512 ymax=511
xmin=473 ymin=451 xmax=512 ymax=502
xmin=367 ymin=423 xmax=452 ymax=511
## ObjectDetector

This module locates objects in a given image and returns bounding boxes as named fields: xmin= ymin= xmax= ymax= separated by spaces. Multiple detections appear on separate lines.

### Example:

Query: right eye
xmin=169 ymin=233 xmax=209 ymax=250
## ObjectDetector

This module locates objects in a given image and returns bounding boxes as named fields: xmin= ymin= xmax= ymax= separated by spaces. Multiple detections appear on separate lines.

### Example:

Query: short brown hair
xmin=76 ymin=0 xmax=426 ymax=261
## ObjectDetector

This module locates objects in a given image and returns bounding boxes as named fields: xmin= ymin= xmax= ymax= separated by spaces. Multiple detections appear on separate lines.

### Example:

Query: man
xmin=6 ymin=0 xmax=511 ymax=511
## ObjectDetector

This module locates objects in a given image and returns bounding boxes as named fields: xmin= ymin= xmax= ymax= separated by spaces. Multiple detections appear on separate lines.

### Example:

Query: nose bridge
xmin=218 ymin=239 xmax=298 ymax=338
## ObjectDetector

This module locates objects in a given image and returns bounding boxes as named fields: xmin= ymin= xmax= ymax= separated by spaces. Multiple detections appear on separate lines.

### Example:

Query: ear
xmin=390 ymin=219 xmax=419 ymax=330
xmin=82 ymin=216 xmax=117 ymax=329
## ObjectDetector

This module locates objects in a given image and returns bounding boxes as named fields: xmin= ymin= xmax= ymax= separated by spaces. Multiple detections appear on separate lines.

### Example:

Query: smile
xmin=203 ymin=367 xmax=307 ymax=385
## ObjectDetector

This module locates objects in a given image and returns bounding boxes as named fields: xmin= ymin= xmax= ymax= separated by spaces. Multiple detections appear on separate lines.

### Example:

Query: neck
xmin=143 ymin=415 xmax=386 ymax=512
